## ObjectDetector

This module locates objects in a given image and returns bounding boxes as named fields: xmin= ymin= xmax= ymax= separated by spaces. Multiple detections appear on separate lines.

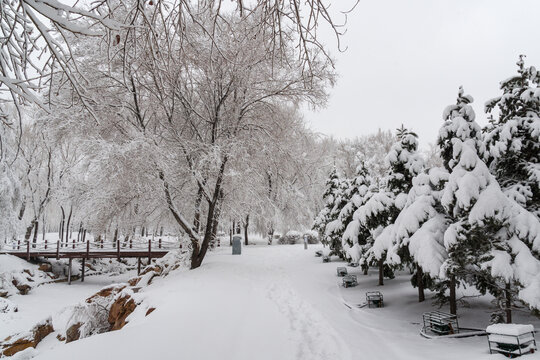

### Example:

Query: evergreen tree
xmin=344 ymin=126 xmax=423 ymax=284
xmin=484 ymin=55 xmax=540 ymax=219
xmin=313 ymin=167 xmax=341 ymax=247
xmin=339 ymin=162 xmax=373 ymax=262
xmin=324 ymin=177 xmax=350 ymax=258
xmin=437 ymin=88 xmax=540 ymax=319
xmin=388 ymin=167 xmax=449 ymax=303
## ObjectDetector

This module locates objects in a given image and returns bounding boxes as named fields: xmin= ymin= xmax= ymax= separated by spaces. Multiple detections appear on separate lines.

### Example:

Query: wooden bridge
xmin=0 ymin=238 xmax=182 ymax=284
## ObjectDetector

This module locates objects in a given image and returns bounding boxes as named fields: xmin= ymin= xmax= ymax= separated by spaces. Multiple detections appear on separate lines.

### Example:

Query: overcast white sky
xmin=304 ymin=0 xmax=540 ymax=147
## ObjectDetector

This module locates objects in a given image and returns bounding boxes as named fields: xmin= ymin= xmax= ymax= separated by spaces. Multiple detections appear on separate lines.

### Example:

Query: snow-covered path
xmin=29 ymin=245 xmax=537 ymax=360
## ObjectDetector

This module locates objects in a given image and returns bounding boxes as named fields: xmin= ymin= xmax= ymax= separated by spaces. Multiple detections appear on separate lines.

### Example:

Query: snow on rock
xmin=1 ymin=317 xmax=54 ymax=357
xmin=0 ymin=297 xmax=18 ymax=313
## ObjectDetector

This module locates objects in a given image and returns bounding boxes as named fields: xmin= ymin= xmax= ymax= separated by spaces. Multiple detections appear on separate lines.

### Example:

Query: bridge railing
xmin=2 ymin=237 xmax=182 ymax=254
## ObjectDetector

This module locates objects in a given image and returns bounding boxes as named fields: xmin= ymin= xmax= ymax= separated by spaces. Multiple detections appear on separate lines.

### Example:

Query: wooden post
xmin=81 ymin=258 xmax=85 ymax=282
xmin=86 ymin=240 xmax=90 ymax=259
xmin=56 ymin=240 xmax=60 ymax=260
xmin=44 ymin=239 xmax=48 ymax=249
xmin=148 ymin=239 xmax=151 ymax=263
xmin=26 ymin=241 xmax=30 ymax=260
xmin=117 ymin=240 xmax=120 ymax=261
xmin=68 ymin=258 xmax=72 ymax=285
xmin=101 ymin=239 xmax=103 ymax=249
xmin=130 ymin=239 xmax=132 ymax=249
xmin=159 ymin=238 xmax=162 ymax=249
xmin=17 ymin=240 xmax=20 ymax=250
xmin=72 ymin=238 xmax=75 ymax=249
xmin=137 ymin=258 xmax=141 ymax=275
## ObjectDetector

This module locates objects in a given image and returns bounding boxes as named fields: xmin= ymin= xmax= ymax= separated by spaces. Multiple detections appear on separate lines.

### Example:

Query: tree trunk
xmin=449 ymin=275 xmax=457 ymax=315
xmin=60 ymin=206 xmax=65 ymax=242
xmin=505 ymin=282 xmax=512 ymax=324
xmin=193 ymin=185 xmax=203 ymax=234
xmin=65 ymin=206 xmax=72 ymax=243
xmin=417 ymin=264 xmax=425 ymax=302
xmin=32 ymin=220 xmax=39 ymax=245
xmin=141 ymin=226 xmax=145 ymax=237
xmin=113 ymin=228 xmax=119 ymax=247
xmin=378 ymin=259 xmax=384 ymax=286
xmin=42 ymin=215 xmax=46 ymax=240
xmin=244 ymin=214 xmax=249 ymax=246
xmin=160 ymin=226 xmax=164 ymax=236
xmin=24 ymin=221 xmax=34 ymax=242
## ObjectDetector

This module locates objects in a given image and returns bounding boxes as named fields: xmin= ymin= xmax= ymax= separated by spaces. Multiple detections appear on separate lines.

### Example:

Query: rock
xmin=128 ymin=277 xmax=141 ymax=286
xmin=0 ymin=291 xmax=8 ymax=298
xmin=56 ymin=334 xmax=66 ymax=342
xmin=38 ymin=263 xmax=52 ymax=272
xmin=86 ymin=285 xmax=125 ymax=304
xmin=33 ymin=319 xmax=54 ymax=344
xmin=108 ymin=294 xmax=137 ymax=331
xmin=0 ymin=298 xmax=18 ymax=313
xmin=140 ymin=265 xmax=162 ymax=276
xmin=145 ymin=307 xmax=155 ymax=316
xmin=1 ymin=318 xmax=53 ymax=357
xmin=66 ymin=322 xmax=82 ymax=343
xmin=16 ymin=284 xmax=31 ymax=295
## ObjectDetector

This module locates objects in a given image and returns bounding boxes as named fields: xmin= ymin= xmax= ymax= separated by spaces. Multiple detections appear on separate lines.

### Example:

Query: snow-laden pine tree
xmin=484 ymin=56 xmax=540 ymax=219
xmin=435 ymin=87 xmax=540 ymax=320
xmin=388 ymin=167 xmax=449 ymax=303
xmin=324 ymin=176 xmax=351 ymax=259
xmin=313 ymin=168 xmax=344 ymax=254
xmin=344 ymin=126 xmax=423 ymax=284
xmin=338 ymin=162 xmax=373 ymax=262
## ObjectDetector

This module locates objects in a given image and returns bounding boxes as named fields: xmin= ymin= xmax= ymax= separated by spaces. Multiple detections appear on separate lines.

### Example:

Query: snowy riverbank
xmin=2 ymin=245 xmax=539 ymax=359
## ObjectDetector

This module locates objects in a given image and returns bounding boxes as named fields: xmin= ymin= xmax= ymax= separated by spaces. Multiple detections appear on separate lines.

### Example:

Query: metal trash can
xmin=232 ymin=235 xmax=242 ymax=255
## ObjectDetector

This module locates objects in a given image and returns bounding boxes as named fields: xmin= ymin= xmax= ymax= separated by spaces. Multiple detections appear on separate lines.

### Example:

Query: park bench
xmin=347 ymin=262 xmax=359 ymax=267
xmin=336 ymin=267 xmax=348 ymax=277
xmin=422 ymin=311 xmax=459 ymax=336
xmin=487 ymin=324 xmax=537 ymax=357
xmin=366 ymin=291 xmax=384 ymax=308
xmin=322 ymin=255 xmax=330 ymax=263
xmin=315 ymin=250 xmax=323 ymax=257
xmin=342 ymin=274 xmax=358 ymax=288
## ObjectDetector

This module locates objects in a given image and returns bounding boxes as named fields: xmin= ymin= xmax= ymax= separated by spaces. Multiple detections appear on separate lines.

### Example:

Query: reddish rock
xmin=1 ymin=319 xmax=53 ymax=357
xmin=145 ymin=307 xmax=155 ymax=316
xmin=38 ymin=263 xmax=52 ymax=272
xmin=108 ymin=294 xmax=137 ymax=331
xmin=66 ymin=322 xmax=82 ymax=343
xmin=16 ymin=284 xmax=31 ymax=295
xmin=128 ymin=277 xmax=141 ymax=286
xmin=86 ymin=285 xmax=125 ymax=304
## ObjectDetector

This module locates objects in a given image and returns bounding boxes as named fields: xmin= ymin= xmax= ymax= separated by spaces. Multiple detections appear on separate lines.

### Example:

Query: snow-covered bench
xmin=487 ymin=324 xmax=537 ymax=357
xmin=342 ymin=274 xmax=357 ymax=288
xmin=322 ymin=256 xmax=330 ymax=263
xmin=366 ymin=291 xmax=384 ymax=308
xmin=422 ymin=311 xmax=459 ymax=335
xmin=315 ymin=250 xmax=323 ymax=257
xmin=347 ymin=262 xmax=359 ymax=268
xmin=336 ymin=267 xmax=348 ymax=277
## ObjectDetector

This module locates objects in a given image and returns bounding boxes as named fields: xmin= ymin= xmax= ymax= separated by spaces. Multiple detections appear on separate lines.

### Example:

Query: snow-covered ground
xmin=3 ymin=244 xmax=539 ymax=359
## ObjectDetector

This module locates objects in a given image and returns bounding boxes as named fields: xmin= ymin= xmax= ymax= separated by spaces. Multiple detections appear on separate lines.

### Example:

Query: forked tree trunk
xmin=417 ymin=264 xmax=425 ymax=302
xmin=505 ymin=282 xmax=512 ymax=324
xmin=449 ymin=275 xmax=457 ymax=315
xmin=378 ymin=259 xmax=384 ymax=286
xmin=244 ymin=214 xmax=249 ymax=246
